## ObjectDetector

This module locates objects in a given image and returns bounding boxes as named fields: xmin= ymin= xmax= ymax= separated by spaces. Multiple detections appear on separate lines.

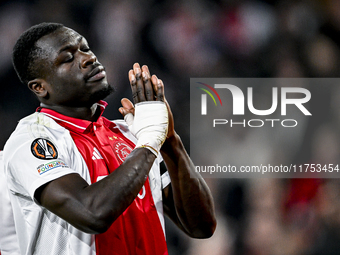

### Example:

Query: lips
xmin=86 ymin=66 xmax=106 ymax=82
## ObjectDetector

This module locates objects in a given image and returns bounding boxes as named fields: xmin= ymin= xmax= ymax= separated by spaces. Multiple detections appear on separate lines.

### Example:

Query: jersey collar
xmin=37 ymin=100 xmax=108 ymax=133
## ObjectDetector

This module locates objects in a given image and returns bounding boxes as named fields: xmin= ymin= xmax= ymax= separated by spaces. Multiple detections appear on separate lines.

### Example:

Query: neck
xmin=40 ymin=103 xmax=100 ymax=121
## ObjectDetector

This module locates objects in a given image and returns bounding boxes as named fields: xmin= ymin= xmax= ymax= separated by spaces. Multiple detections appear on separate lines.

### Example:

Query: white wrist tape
xmin=124 ymin=101 xmax=168 ymax=156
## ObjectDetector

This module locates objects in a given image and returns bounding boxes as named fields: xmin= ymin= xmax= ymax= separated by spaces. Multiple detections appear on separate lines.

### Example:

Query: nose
xmin=80 ymin=51 xmax=97 ymax=68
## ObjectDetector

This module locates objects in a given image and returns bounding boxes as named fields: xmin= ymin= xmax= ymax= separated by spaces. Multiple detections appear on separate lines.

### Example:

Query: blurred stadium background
xmin=1 ymin=0 xmax=340 ymax=254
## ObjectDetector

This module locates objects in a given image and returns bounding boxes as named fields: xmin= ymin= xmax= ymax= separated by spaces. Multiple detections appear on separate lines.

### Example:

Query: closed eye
xmin=81 ymin=47 xmax=91 ymax=53
xmin=64 ymin=54 xmax=74 ymax=63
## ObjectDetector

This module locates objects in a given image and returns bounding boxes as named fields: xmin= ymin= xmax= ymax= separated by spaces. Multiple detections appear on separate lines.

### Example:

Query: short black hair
xmin=12 ymin=22 xmax=64 ymax=85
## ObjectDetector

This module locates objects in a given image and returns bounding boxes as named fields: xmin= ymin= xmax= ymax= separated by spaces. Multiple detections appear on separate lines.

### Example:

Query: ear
xmin=28 ymin=79 xmax=50 ymax=99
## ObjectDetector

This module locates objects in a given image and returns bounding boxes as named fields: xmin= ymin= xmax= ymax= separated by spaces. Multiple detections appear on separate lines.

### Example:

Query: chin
xmin=89 ymin=83 xmax=114 ymax=104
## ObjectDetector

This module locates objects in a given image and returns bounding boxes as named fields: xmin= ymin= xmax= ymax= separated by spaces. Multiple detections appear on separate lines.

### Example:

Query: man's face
xmin=36 ymin=27 xmax=113 ymax=107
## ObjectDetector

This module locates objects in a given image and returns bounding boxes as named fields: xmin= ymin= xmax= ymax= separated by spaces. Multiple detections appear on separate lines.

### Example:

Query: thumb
xmin=119 ymin=107 xmax=128 ymax=117
xmin=119 ymin=98 xmax=135 ymax=117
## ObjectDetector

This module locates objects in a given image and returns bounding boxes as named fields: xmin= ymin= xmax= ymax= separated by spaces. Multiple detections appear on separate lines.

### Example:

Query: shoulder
xmin=3 ymin=113 xmax=87 ymax=199
xmin=3 ymin=112 xmax=73 ymax=166
xmin=7 ymin=112 xmax=69 ymax=141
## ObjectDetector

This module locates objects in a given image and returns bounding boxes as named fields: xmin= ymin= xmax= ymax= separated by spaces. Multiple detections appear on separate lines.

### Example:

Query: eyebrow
xmin=58 ymin=36 xmax=84 ymax=54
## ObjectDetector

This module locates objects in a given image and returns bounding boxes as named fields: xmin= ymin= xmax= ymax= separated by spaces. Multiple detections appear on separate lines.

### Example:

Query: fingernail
xmin=130 ymin=74 xmax=136 ymax=83
xmin=142 ymin=71 xmax=147 ymax=80
xmin=135 ymin=66 xmax=141 ymax=73
xmin=135 ymin=69 xmax=141 ymax=80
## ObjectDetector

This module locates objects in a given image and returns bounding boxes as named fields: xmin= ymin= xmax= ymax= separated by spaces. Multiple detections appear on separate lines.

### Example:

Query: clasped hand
xmin=119 ymin=63 xmax=174 ymax=155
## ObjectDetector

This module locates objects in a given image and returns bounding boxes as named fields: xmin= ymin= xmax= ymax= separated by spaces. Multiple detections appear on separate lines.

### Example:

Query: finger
xmin=142 ymin=65 xmax=154 ymax=101
xmin=142 ymin=70 xmax=154 ymax=101
xmin=141 ymin=65 xmax=150 ymax=74
xmin=151 ymin=75 xmax=164 ymax=102
xmin=120 ymin=98 xmax=135 ymax=117
xmin=156 ymin=79 xmax=165 ymax=102
xmin=121 ymin=98 xmax=135 ymax=111
xmin=128 ymin=69 xmax=139 ymax=104
xmin=133 ymin=63 xmax=146 ymax=102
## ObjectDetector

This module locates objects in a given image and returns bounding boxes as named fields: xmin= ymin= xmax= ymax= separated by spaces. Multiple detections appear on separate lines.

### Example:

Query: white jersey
xmin=3 ymin=111 xmax=170 ymax=255
xmin=0 ymin=151 xmax=20 ymax=255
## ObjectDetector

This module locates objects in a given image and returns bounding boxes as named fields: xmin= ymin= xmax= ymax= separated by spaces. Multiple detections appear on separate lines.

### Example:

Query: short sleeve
xmin=4 ymin=130 xmax=78 ymax=203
